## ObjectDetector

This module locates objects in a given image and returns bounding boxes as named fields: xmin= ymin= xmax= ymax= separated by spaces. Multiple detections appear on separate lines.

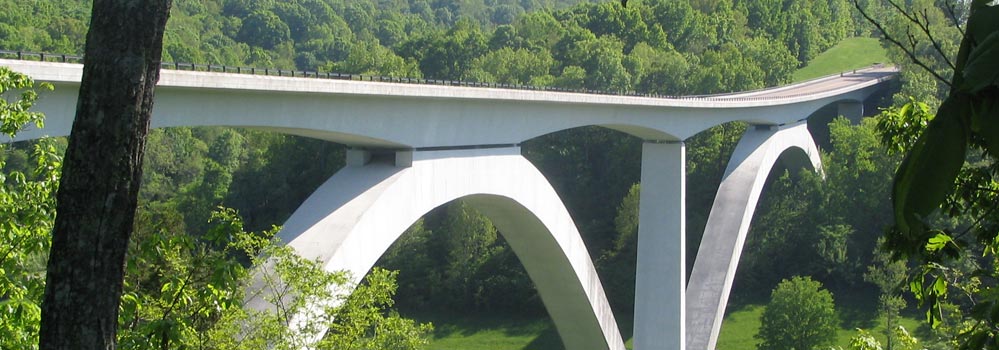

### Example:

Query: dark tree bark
xmin=39 ymin=1 xmax=172 ymax=349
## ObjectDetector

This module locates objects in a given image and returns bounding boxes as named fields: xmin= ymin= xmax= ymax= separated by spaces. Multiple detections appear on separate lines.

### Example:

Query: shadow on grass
xmin=400 ymin=309 xmax=561 ymax=343
xmin=836 ymin=290 xmax=880 ymax=330
xmin=400 ymin=308 xmax=637 ymax=350
xmin=521 ymin=326 xmax=563 ymax=350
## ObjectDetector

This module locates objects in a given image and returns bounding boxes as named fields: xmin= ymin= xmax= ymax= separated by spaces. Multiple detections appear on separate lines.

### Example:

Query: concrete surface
xmin=685 ymin=122 xmax=822 ymax=350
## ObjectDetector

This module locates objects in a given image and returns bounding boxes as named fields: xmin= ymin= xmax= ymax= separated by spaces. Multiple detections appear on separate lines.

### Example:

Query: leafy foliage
xmin=843 ymin=327 xmax=921 ymax=350
xmin=859 ymin=0 xmax=999 ymax=348
xmin=119 ymin=208 xmax=433 ymax=350
xmin=756 ymin=276 xmax=839 ymax=350
xmin=0 ymin=67 xmax=58 ymax=350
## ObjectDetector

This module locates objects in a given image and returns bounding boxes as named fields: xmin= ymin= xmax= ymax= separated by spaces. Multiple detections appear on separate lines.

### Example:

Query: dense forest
xmin=0 ymin=0 xmax=979 ymax=349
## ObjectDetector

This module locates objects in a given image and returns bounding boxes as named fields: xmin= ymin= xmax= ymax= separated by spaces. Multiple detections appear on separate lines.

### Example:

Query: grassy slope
xmin=413 ymin=37 xmax=896 ymax=350
xmin=793 ymin=37 xmax=889 ymax=82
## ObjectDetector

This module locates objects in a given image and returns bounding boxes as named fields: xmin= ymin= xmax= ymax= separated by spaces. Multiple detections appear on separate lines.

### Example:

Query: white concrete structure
xmin=634 ymin=142 xmax=686 ymax=350
xmin=5 ymin=60 xmax=893 ymax=148
xmin=685 ymin=122 xmax=822 ymax=350
xmin=3 ymin=58 xmax=895 ymax=350
xmin=250 ymin=147 xmax=625 ymax=350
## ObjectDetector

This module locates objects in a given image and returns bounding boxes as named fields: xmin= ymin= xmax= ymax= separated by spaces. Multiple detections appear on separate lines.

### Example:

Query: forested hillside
xmin=0 ymin=0 xmax=930 ymax=348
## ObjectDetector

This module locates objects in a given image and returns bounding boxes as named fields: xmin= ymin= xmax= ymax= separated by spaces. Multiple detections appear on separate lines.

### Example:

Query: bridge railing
xmin=682 ymin=63 xmax=892 ymax=99
xmin=0 ymin=49 xmax=895 ymax=102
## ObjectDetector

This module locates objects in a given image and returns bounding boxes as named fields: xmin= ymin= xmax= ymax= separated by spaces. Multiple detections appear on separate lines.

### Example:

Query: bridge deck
xmin=1 ymin=58 xmax=896 ymax=148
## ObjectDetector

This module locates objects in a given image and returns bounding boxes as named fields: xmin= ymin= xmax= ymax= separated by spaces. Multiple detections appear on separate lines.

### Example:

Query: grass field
xmin=416 ymin=303 xmax=924 ymax=350
xmin=793 ymin=37 xmax=890 ymax=82
xmin=407 ymin=311 xmax=566 ymax=350
xmin=716 ymin=303 xmax=924 ymax=350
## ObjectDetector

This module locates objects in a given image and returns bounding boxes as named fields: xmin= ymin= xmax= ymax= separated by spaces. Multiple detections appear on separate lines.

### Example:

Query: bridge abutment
xmin=634 ymin=141 xmax=686 ymax=350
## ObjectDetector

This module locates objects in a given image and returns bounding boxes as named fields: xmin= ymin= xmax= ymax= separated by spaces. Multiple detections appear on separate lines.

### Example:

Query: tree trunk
xmin=39 ymin=1 xmax=172 ymax=349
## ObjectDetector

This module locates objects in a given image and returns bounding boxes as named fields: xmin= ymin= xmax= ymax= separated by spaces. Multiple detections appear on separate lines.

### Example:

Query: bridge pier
xmin=838 ymin=101 xmax=864 ymax=122
xmin=634 ymin=141 xmax=686 ymax=350
xmin=685 ymin=122 xmax=821 ymax=350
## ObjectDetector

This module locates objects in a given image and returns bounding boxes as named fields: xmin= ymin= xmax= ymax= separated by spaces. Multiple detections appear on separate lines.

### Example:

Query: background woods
xmin=3 ymin=0 xmax=986 ymax=349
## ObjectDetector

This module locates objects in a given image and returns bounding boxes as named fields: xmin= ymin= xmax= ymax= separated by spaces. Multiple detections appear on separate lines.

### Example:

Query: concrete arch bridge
xmin=2 ymin=57 xmax=896 ymax=350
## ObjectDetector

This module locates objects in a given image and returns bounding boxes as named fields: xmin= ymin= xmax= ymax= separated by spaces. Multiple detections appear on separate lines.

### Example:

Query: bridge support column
xmin=838 ymin=101 xmax=864 ymax=122
xmin=685 ymin=122 xmax=821 ymax=350
xmin=634 ymin=141 xmax=686 ymax=350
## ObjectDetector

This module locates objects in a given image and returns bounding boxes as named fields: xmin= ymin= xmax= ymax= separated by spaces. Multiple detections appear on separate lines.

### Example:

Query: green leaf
xmin=892 ymin=97 xmax=968 ymax=252
xmin=961 ymin=32 xmax=999 ymax=93
xmin=964 ymin=330 xmax=988 ymax=350
xmin=972 ymin=96 xmax=999 ymax=157
xmin=911 ymin=276 xmax=925 ymax=303
xmin=968 ymin=1 xmax=999 ymax=44
xmin=925 ymin=232 xmax=953 ymax=252
xmin=932 ymin=276 xmax=948 ymax=297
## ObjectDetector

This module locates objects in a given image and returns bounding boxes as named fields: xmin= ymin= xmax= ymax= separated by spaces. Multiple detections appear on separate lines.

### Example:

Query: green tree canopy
xmin=0 ymin=66 xmax=57 ymax=350
xmin=756 ymin=276 xmax=839 ymax=350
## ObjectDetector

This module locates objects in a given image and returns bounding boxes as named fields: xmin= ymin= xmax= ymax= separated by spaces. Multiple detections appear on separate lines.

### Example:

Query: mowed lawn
xmin=420 ymin=304 xmax=923 ymax=350
xmin=717 ymin=303 xmax=924 ymax=350
xmin=793 ymin=37 xmax=890 ymax=82
xmin=413 ymin=311 xmax=567 ymax=350
xmin=416 ymin=310 xmax=634 ymax=350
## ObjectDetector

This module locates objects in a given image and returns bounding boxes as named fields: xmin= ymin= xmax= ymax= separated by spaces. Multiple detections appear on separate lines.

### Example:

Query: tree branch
xmin=919 ymin=9 xmax=957 ymax=70
xmin=944 ymin=0 xmax=967 ymax=38
xmin=851 ymin=0 xmax=954 ymax=87
xmin=886 ymin=0 xmax=957 ymax=71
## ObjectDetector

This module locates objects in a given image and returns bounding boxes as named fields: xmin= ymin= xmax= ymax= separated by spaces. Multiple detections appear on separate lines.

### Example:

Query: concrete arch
xmin=685 ymin=121 xmax=822 ymax=350
xmin=250 ymin=147 xmax=625 ymax=350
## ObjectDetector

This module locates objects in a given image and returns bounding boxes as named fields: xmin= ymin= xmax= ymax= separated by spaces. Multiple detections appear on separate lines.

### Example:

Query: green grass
xmin=411 ymin=303 xmax=924 ymax=350
xmin=409 ymin=304 xmax=924 ymax=350
xmin=716 ymin=303 xmax=924 ymax=350
xmin=405 ymin=311 xmax=566 ymax=350
xmin=793 ymin=37 xmax=890 ymax=82
xmin=407 ymin=310 xmax=638 ymax=350
xmin=716 ymin=305 xmax=766 ymax=349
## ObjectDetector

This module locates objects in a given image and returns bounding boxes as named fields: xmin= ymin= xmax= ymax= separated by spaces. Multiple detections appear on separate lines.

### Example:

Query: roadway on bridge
xmin=707 ymin=66 xmax=896 ymax=100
